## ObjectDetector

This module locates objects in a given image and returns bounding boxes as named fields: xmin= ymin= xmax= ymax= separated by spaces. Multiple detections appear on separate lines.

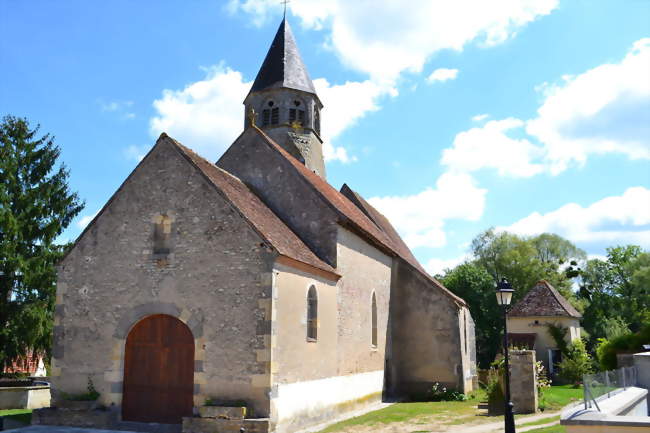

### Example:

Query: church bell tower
xmin=244 ymin=18 xmax=326 ymax=178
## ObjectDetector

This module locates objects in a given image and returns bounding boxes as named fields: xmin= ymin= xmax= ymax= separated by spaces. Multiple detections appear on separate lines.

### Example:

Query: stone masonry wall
xmin=217 ymin=128 xmax=339 ymax=267
xmin=51 ymin=138 xmax=275 ymax=417
xmin=510 ymin=350 xmax=538 ymax=414
xmin=388 ymin=259 xmax=465 ymax=397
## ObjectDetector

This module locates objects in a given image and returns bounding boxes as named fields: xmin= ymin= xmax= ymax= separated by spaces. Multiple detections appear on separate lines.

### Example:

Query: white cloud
xmin=427 ymin=68 xmax=458 ymax=83
xmin=527 ymin=38 xmax=650 ymax=174
xmin=472 ymin=113 xmax=489 ymax=122
xmin=442 ymin=118 xmax=545 ymax=177
xmin=442 ymin=38 xmax=650 ymax=178
xmin=228 ymin=0 xmax=557 ymax=83
xmin=368 ymin=172 xmax=486 ymax=249
xmin=150 ymin=64 xmax=251 ymax=161
xmin=76 ymin=211 xmax=99 ymax=229
xmin=501 ymin=187 xmax=650 ymax=248
xmin=314 ymin=78 xmax=394 ymax=162
xmin=150 ymin=63 xmax=391 ymax=163
xmin=425 ymin=253 xmax=471 ymax=275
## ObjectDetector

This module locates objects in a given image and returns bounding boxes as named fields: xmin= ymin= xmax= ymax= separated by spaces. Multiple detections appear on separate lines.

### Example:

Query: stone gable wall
xmin=217 ymin=129 xmax=339 ymax=267
xmin=51 ymin=140 xmax=275 ymax=417
xmin=387 ymin=259 xmax=467 ymax=396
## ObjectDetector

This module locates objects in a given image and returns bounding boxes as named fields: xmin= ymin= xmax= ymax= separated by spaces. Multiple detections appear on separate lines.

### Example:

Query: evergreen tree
xmin=0 ymin=115 xmax=84 ymax=370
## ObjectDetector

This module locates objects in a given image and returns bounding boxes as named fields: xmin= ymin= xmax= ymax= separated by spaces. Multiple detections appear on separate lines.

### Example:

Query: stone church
xmin=50 ymin=18 xmax=476 ymax=433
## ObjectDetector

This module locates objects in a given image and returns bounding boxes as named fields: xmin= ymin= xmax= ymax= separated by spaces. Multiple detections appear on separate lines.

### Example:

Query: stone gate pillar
xmin=510 ymin=350 xmax=538 ymax=414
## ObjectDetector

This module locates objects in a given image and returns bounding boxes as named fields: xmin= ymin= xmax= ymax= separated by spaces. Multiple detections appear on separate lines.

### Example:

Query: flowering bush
xmin=430 ymin=382 xmax=467 ymax=401
xmin=536 ymin=360 xmax=551 ymax=411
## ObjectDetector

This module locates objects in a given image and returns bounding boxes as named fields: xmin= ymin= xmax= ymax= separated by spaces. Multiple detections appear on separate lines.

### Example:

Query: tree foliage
xmin=441 ymin=229 xmax=589 ymax=368
xmin=579 ymin=246 xmax=650 ymax=351
xmin=0 ymin=115 xmax=84 ymax=370
xmin=471 ymin=229 xmax=586 ymax=305
xmin=441 ymin=263 xmax=501 ymax=367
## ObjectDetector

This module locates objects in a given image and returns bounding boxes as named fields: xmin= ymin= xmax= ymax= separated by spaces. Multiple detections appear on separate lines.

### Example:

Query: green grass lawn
xmin=540 ymin=385 xmax=583 ymax=411
xmin=0 ymin=408 xmax=32 ymax=425
xmin=319 ymin=385 xmax=580 ymax=433
xmin=523 ymin=425 xmax=566 ymax=433
xmin=319 ymin=390 xmax=486 ymax=433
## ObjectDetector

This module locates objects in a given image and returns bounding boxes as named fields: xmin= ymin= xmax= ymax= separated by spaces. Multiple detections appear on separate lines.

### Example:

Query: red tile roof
xmin=249 ymin=128 xmax=467 ymax=307
xmin=168 ymin=135 xmax=337 ymax=277
xmin=509 ymin=280 xmax=582 ymax=318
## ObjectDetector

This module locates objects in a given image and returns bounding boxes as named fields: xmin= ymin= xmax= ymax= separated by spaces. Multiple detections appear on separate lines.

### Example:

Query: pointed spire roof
xmin=509 ymin=280 xmax=582 ymax=318
xmin=249 ymin=18 xmax=317 ymax=96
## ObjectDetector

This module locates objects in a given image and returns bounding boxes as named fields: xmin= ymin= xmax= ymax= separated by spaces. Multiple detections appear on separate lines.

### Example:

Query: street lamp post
xmin=496 ymin=278 xmax=516 ymax=433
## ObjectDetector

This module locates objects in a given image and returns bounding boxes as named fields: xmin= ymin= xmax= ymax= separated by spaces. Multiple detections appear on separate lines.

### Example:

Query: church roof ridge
xmin=247 ymin=127 xmax=468 ymax=307
xmin=509 ymin=279 xmax=582 ymax=318
xmin=161 ymin=134 xmax=339 ymax=278
xmin=339 ymin=183 xmax=468 ymax=307
xmin=248 ymin=18 xmax=317 ymax=97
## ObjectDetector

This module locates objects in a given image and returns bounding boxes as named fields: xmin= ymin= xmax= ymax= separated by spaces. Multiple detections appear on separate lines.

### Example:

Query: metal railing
xmin=582 ymin=366 xmax=638 ymax=411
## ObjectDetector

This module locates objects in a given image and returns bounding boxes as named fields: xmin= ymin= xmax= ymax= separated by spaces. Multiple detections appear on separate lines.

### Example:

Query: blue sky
xmin=2 ymin=0 xmax=649 ymax=273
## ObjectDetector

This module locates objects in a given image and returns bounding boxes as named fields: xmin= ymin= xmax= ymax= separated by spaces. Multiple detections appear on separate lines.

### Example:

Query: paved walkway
xmin=4 ymin=427 xmax=139 ymax=433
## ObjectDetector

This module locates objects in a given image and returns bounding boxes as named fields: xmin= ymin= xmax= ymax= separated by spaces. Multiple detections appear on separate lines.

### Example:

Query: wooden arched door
xmin=122 ymin=314 xmax=194 ymax=424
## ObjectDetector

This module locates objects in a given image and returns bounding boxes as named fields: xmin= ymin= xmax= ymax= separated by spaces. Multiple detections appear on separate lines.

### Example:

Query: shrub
xmin=62 ymin=377 xmax=100 ymax=401
xmin=559 ymin=339 xmax=592 ymax=386
xmin=596 ymin=324 xmax=650 ymax=370
xmin=429 ymin=382 xmax=467 ymax=401
xmin=535 ymin=360 xmax=551 ymax=411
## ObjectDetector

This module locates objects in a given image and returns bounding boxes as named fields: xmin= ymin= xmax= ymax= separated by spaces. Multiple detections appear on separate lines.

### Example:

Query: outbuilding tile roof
xmin=167 ymin=135 xmax=337 ymax=276
xmin=509 ymin=280 xmax=582 ymax=318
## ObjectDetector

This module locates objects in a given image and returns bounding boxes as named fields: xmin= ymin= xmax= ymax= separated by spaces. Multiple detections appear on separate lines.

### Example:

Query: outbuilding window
xmin=307 ymin=286 xmax=318 ymax=341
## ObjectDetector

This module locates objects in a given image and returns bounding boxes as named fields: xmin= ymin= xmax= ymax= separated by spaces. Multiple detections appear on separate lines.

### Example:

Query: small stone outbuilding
xmin=508 ymin=280 xmax=582 ymax=375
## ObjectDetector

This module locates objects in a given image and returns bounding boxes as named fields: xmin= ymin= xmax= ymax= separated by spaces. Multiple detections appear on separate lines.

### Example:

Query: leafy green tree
xmin=471 ymin=229 xmax=586 ymax=305
xmin=0 ymin=115 xmax=84 ymax=370
xmin=441 ymin=263 xmax=501 ymax=368
xmin=579 ymin=246 xmax=650 ymax=349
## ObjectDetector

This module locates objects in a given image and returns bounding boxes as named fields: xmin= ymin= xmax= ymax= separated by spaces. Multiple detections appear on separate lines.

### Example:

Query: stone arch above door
xmin=122 ymin=314 xmax=194 ymax=423
xmin=105 ymin=302 xmax=205 ymax=411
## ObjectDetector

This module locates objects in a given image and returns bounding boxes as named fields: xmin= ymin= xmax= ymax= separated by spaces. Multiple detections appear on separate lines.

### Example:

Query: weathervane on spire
xmin=281 ymin=0 xmax=290 ymax=19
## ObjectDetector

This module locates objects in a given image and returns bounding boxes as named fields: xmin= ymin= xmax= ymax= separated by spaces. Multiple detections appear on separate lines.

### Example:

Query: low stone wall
xmin=32 ymin=407 xmax=118 ymax=429
xmin=0 ymin=385 xmax=50 ymax=410
xmin=183 ymin=417 xmax=269 ymax=433
xmin=509 ymin=350 xmax=537 ymax=414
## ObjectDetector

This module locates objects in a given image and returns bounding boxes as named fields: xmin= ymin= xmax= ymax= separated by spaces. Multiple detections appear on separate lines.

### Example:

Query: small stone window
xmin=153 ymin=214 xmax=172 ymax=255
xmin=271 ymin=107 xmax=279 ymax=125
xmin=371 ymin=292 xmax=377 ymax=348
xmin=262 ymin=109 xmax=270 ymax=126
xmin=307 ymin=286 xmax=318 ymax=341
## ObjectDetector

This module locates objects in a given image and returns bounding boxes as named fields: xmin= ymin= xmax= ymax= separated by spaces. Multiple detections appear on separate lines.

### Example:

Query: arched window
xmin=262 ymin=100 xmax=279 ymax=126
xmin=307 ymin=286 xmax=318 ymax=341
xmin=289 ymin=100 xmax=305 ymax=126
xmin=371 ymin=292 xmax=377 ymax=348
